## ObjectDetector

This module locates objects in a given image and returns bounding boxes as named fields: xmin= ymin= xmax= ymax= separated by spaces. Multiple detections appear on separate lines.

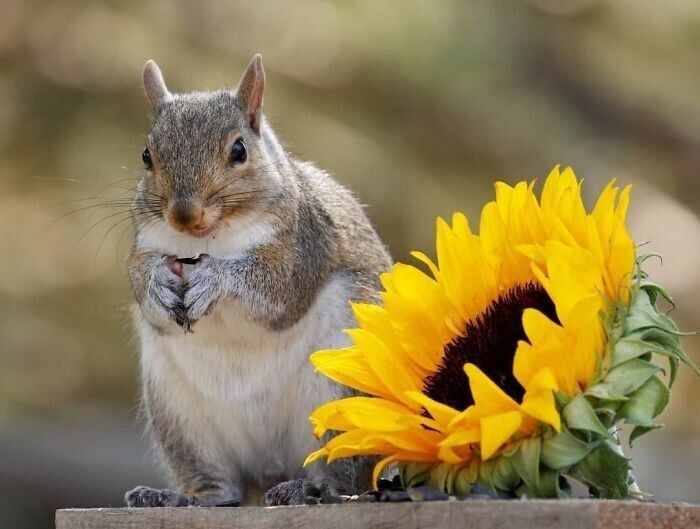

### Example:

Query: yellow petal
xmin=480 ymin=410 xmax=522 ymax=460
xmin=346 ymin=328 xmax=423 ymax=407
xmin=404 ymin=391 xmax=460 ymax=428
xmin=310 ymin=347 xmax=393 ymax=400
xmin=309 ymin=397 xmax=420 ymax=436
xmin=464 ymin=363 xmax=520 ymax=414
xmin=372 ymin=455 xmax=397 ymax=488
xmin=516 ymin=309 xmax=577 ymax=395
xmin=410 ymin=250 xmax=440 ymax=279
xmin=519 ymin=368 xmax=561 ymax=431
xmin=438 ymin=426 xmax=481 ymax=465
xmin=303 ymin=447 xmax=328 ymax=467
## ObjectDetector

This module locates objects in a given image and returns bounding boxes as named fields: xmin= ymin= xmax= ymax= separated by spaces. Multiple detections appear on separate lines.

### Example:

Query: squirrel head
xmin=139 ymin=55 xmax=287 ymax=239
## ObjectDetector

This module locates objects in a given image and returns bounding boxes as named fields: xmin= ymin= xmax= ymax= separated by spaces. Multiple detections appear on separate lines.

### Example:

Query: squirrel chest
xmin=137 ymin=272 xmax=354 ymax=487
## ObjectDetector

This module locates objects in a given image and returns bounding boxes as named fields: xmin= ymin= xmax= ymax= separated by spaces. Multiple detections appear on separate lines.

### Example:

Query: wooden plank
xmin=55 ymin=500 xmax=700 ymax=529
xmin=597 ymin=501 xmax=700 ymax=529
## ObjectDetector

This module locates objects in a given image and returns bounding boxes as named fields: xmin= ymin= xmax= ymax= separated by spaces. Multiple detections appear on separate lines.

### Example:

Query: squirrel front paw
xmin=125 ymin=485 xmax=197 ymax=507
xmin=144 ymin=256 xmax=189 ymax=330
xmin=183 ymin=255 xmax=226 ymax=324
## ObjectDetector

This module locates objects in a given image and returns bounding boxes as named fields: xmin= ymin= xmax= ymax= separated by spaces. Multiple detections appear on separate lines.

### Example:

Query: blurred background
xmin=1 ymin=0 xmax=700 ymax=527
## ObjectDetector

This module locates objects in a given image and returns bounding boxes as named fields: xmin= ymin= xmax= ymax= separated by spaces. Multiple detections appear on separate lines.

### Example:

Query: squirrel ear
xmin=236 ymin=54 xmax=266 ymax=133
xmin=143 ymin=60 xmax=172 ymax=109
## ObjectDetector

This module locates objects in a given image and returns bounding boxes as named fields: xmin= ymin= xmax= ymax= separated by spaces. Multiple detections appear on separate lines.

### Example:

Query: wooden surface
xmin=56 ymin=500 xmax=700 ymax=529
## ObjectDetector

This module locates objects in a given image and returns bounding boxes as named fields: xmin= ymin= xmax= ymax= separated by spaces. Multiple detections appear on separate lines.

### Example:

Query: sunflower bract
xmin=304 ymin=165 xmax=697 ymax=499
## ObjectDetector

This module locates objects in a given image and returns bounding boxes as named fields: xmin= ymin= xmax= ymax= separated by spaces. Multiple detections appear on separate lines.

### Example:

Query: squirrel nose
xmin=167 ymin=201 xmax=206 ymax=231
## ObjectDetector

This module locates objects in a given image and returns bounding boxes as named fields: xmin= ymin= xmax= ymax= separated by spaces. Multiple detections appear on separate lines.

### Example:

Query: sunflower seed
xmin=408 ymin=486 xmax=450 ymax=501
xmin=380 ymin=490 xmax=412 ymax=502
xmin=319 ymin=496 xmax=344 ymax=504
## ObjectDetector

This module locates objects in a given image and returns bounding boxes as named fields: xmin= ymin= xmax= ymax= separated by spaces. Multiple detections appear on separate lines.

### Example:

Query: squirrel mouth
xmin=187 ymin=225 xmax=217 ymax=238
xmin=165 ymin=205 xmax=222 ymax=238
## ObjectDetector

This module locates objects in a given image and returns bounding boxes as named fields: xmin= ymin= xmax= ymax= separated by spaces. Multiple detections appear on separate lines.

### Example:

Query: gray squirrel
xmin=124 ymin=54 xmax=392 ymax=507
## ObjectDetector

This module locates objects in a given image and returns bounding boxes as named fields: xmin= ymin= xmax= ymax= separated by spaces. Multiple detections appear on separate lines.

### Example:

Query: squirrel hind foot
xmin=265 ymin=478 xmax=342 ymax=506
xmin=124 ymin=485 xmax=195 ymax=507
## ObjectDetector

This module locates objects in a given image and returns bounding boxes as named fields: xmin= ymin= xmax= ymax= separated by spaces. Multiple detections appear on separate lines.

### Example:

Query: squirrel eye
xmin=230 ymin=138 xmax=247 ymax=165
xmin=142 ymin=147 xmax=153 ymax=170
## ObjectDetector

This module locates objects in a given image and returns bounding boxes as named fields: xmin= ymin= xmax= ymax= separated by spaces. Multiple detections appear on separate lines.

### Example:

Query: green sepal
xmin=639 ymin=277 xmax=673 ymax=305
xmin=569 ymin=441 xmax=631 ymax=499
xmin=554 ymin=390 xmax=573 ymax=409
xmin=615 ymin=278 xmax=697 ymax=387
xmin=562 ymin=394 xmax=614 ymax=440
xmin=510 ymin=437 xmax=541 ymax=493
xmin=618 ymin=375 xmax=669 ymax=447
xmin=584 ymin=386 xmax=628 ymax=402
xmin=624 ymin=327 xmax=697 ymax=384
xmin=453 ymin=460 xmax=479 ymax=496
xmin=489 ymin=455 xmax=520 ymax=492
xmin=629 ymin=425 xmax=661 ymax=447
xmin=399 ymin=461 xmax=433 ymax=489
xmin=618 ymin=375 xmax=669 ymax=427
xmin=623 ymin=287 xmax=672 ymax=334
xmin=399 ymin=459 xmax=479 ymax=496
xmin=613 ymin=337 xmax=673 ymax=367
xmin=517 ymin=468 xmax=571 ymax=499
xmin=594 ymin=400 xmax=621 ymax=426
xmin=540 ymin=426 xmax=595 ymax=469
xmin=427 ymin=462 xmax=459 ymax=494
xmin=586 ymin=359 xmax=659 ymax=401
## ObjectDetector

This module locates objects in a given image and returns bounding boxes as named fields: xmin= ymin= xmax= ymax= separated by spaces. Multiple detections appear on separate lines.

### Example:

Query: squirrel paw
xmin=184 ymin=255 xmax=225 ymax=323
xmin=265 ymin=479 xmax=324 ymax=506
xmin=146 ymin=257 xmax=189 ymax=330
xmin=124 ymin=485 xmax=197 ymax=507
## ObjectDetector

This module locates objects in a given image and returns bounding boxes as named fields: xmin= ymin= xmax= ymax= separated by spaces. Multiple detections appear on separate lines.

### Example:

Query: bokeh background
xmin=1 ymin=0 xmax=700 ymax=527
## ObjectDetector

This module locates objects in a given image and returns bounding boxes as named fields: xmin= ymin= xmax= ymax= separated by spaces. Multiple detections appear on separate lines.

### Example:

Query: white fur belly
xmin=138 ymin=274 xmax=355 ymax=489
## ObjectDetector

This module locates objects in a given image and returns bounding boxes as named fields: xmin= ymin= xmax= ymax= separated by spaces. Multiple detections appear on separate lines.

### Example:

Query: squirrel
xmin=124 ymin=55 xmax=392 ymax=507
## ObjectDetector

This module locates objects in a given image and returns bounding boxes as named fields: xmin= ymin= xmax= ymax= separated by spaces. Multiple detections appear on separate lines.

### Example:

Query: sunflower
xmin=305 ymin=166 xmax=697 ymax=498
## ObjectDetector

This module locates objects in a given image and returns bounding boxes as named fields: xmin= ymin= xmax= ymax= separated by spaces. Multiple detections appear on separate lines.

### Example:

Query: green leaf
xmin=562 ymin=394 xmax=615 ymax=439
xmin=569 ymin=441 xmax=631 ymax=499
xmin=540 ymin=427 xmax=595 ymax=469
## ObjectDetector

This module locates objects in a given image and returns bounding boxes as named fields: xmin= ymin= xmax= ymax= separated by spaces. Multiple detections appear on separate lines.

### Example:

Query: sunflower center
xmin=423 ymin=282 xmax=559 ymax=411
